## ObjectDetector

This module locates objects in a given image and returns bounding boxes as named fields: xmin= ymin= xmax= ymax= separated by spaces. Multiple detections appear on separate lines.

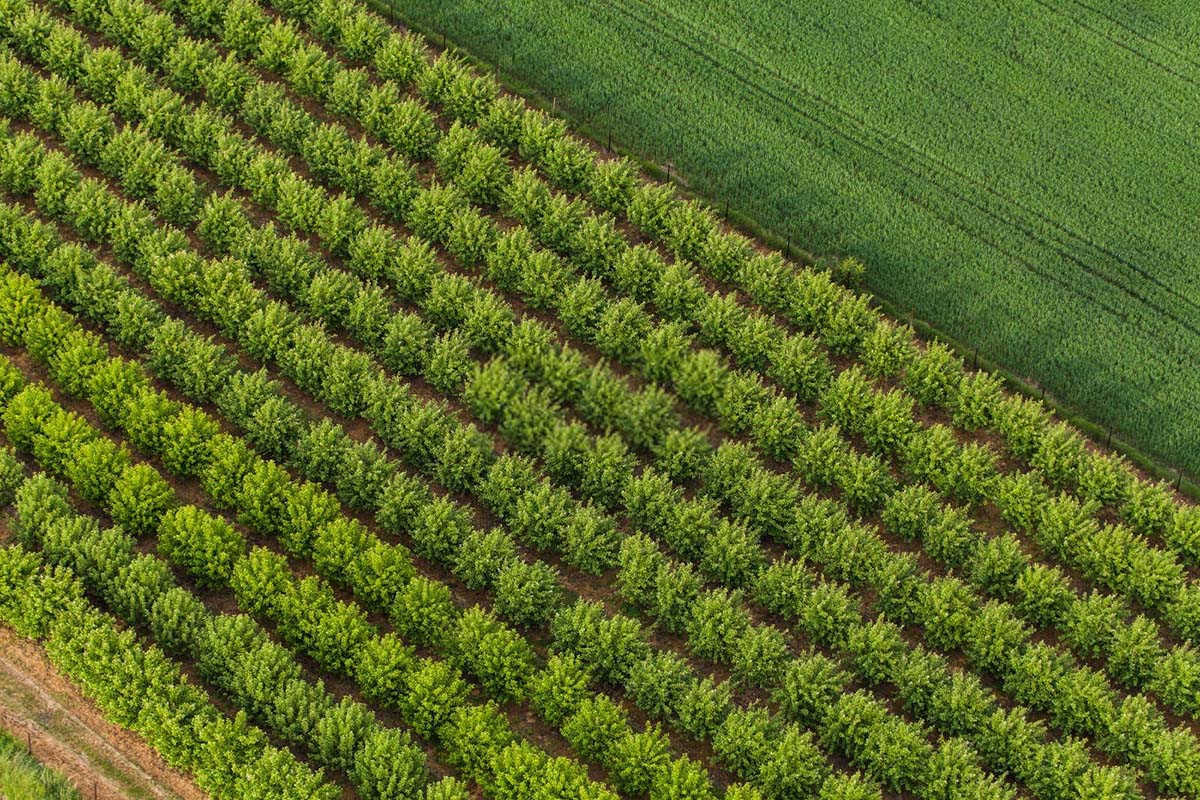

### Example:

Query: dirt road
xmin=0 ymin=627 xmax=208 ymax=800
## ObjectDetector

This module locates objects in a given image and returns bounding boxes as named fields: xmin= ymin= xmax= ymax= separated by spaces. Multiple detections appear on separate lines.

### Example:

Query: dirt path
xmin=0 ymin=627 xmax=208 ymax=800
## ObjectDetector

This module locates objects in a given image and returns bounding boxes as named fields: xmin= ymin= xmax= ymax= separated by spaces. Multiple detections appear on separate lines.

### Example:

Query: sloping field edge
xmin=0 ymin=627 xmax=200 ymax=800
xmin=371 ymin=0 xmax=1200 ymax=502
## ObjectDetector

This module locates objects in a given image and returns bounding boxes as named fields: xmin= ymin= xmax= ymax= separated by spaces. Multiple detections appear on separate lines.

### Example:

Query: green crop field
xmin=4 ymin=0 xmax=1200 ymax=799
xmin=386 ymin=0 xmax=1200 ymax=477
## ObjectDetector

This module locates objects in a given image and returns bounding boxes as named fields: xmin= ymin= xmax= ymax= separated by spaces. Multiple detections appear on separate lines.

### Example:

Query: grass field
xmin=0 ymin=728 xmax=80 ymax=800
xmin=385 ymin=0 xmax=1200 ymax=477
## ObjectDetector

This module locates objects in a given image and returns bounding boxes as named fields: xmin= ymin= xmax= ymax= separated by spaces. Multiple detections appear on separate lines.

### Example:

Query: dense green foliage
xmin=0 ymin=0 xmax=1198 ymax=799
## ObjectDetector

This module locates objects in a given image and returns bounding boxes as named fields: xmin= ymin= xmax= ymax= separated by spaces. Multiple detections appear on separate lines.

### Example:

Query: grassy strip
xmin=0 ymin=728 xmax=81 ymax=800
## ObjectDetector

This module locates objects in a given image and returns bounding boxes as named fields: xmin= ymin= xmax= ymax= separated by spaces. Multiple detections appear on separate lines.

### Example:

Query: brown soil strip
xmin=0 ymin=626 xmax=208 ymax=800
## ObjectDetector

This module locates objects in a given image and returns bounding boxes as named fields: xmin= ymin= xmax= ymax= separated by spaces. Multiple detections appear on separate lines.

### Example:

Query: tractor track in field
xmin=1049 ymin=0 xmax=1200 ymax=81
xmin=595 ymin=0 xmax=1200 ymax=351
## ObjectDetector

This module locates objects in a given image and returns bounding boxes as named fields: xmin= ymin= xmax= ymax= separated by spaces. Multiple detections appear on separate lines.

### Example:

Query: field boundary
xmin=368 ymin=0 xmax=1200 ymax=500
xmin=0 ymin=627 xmax=201 ymax=800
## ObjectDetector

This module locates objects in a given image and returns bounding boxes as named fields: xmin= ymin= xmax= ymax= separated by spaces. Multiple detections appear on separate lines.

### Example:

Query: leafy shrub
xmin=760 ymin=726 xmax=830 ymax=800
xmin=963 ymin=602 xmax=1028 ymax=677
xmin=147 ymin=585 xmax=207 ymax=655
xmin=109 ymin=554 xmax=174 ymax=628
xmin=1051 ymin=665 xmax=1116 ymax=737
xmin=991 ymin=471 xmax=1050 ymax=534
xmin=950 ymin=371 xmax=1003 ymax=431
xmin=626 ymin=651 xmax=692 ymax=721
xmin=108 ymin=463 xmax=174 ymax=537
xmin=529 ymin=654 xmax=592 ymax=726
xmin=836 ymin=451 xmax=896 ymax=516
xmin=410 ymin=496 xmax=474 ymax=564
xmin=917 ymin=577 xmax=974 ymax=652
xmin=616 ymin=534 xmax=665 ymax=610
xmin=390 ymin=576 xmax=458 ymax=650
xmin=686 ymin=589 xmax=751 ymax=663
xmin=199 ymin=434 xmax=256 ymax=509
xmin=608 ymin=726 xmax=671 ymax=797
xmin=157 ymin=407 xmax=219 ymax=477
xmin=651 ymin=560 xmax=701 ymax=635
xmin=1062 ymin=591 xmax=1127 ymax=662
xmin=495 ymin=559 xmax=560 ymax=628
xmin=816 ymin=772 xmax=881 ymax=800
xmin=1030 ymin=423 xmax=1087 ymax=491
xmin=52 ymin=427 xmax=122 ymax=504
xmin=1109 ymin=616 xmax=1164 ymax=690
xmin=713 ymin=705 xmax=775 ymax=781
xmin=753 ymin=558 xmax=811 ymax=618
xmin=700 ymin=520 xmax=764 ymax=588
xmin=227 ymin=436 xmax=293 ymax=525
xmin=1120 ymin=479 xmax=1175 ymax=539
xmin=792 ymin=425 xmax=848 ymax=489
xmin=904 ymin=342 xmax=963 ymax=407
xmin=398 ymin=658 xmax=469 ymax=738
xmin=279 ymin=483 xmax=340 ymax=558
xmin=1076 ymin=453 xmax=1131 ymax=507
xmin=121 ymin=389 xmax=177 ymax=456
xmin=312 ymin=697 xmax=374 ymax=772
xmin=932 ymin=671 xmax=995 ymax=738
xmin=452 ymin=608 xmax=534 ymax=703
xmin=353 ymin=633 xmax=416 ymax=710
xmin=800 ymin=581 xmax=857 ymax=649
xmin=440 ymin=702 xmax=515 ymax=783
xmin=562 ymin=695 xmax=629 ymax=763
xmin=650 ymin=756 xmax=715 ymax=800
xmin=563 ymin=504 xmax=619 ymax=575
xmin=1166 ymin=507 xmax=1200 ymax=568
xmin=731 ymin=625 xmax=790 ymax=688
xmin=1003 ymin=643 xmax=1070 ymax=710
xmin=350 ymin=726 xmax=427 ymax=800
xmin=1013 ymin=564 xmax=1072 ymax=628
xmin=333 ymin=434 xmax=393 ymax=515
xmin=845 ymin=619 xmax=904 ymax=687
xmin=454 ymin=527 xmax=517 ymax=590
xmin=157 ymin=505 xmax=243 ymax=590
xmin=968 ymin=534 xmax=1028 ymax=599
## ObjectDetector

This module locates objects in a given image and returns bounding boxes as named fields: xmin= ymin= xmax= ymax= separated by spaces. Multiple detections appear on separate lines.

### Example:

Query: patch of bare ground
xmin=0 ymin=626 xmax=208 ymax=800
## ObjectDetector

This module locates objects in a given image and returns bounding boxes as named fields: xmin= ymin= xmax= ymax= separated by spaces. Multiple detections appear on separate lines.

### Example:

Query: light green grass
xmin=0 ymin=729 xmax=80 ymax=800
xmin=382 ymin=0 xmax=1200 ymax=476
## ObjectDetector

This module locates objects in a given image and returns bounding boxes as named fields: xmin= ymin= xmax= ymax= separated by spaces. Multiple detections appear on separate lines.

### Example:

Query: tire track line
xmin=597 ymin=0 xmax=1200 ymax=344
